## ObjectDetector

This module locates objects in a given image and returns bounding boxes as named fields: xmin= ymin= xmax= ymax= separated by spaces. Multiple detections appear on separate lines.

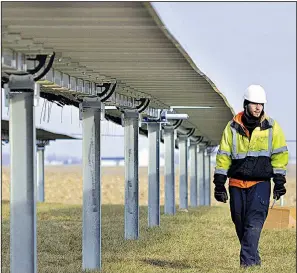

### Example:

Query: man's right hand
xmin=214 ymin=185 xmax=228 ymax=203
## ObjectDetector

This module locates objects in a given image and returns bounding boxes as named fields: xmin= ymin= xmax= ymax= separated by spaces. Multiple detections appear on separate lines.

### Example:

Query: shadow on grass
xmin=141 ymin=258 xmax=192 ymax=269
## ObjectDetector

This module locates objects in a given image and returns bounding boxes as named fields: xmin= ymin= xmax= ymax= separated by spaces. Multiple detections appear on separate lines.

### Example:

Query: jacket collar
xmin=231 ymin=111 xmax=272 ymax=137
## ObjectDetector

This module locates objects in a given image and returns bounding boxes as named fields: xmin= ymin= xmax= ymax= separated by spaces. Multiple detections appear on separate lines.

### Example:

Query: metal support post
xmin=123 ymin=110 xmax=139 ymax=239
xmin=190 ymin=143 xmax=198 ymax=207
xmin=36 ymin=144 xmax=45 ymax=202
xmin=178 ymin=135 xmax=188 ymax=210
xmin=198 ymin=146 xmax=205 ymax=206
xmin=0 ymin=88 xmax=1 ymax=272
xmin=81 ymin=99 xmax=102 ymax=270
xmin=209 ymin=153 xmax=212 ymax=206
xmin=204 ymin=152 xmax=211 ymax=206
xmin=8 ymin=75 xmax=36 ymax=273
xmin=163 ymin=126 xmax=176 ymax=215
xmin=148 ymin=122 xmax=161 ymax=227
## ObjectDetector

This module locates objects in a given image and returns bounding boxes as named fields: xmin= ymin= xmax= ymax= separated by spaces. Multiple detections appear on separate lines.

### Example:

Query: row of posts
xmin=9 ymin=89 xmax=212 ymax=273
xmin=81 ymin=104 xmax=212 ymax=269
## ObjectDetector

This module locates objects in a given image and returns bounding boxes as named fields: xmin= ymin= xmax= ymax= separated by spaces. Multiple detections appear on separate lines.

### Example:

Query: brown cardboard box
xmin=263 ymin=206 xmax=296 ymax=230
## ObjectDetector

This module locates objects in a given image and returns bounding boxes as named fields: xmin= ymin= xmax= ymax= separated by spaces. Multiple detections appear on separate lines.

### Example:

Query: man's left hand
xmin=273 ymin=183 xmax=286 ymax=200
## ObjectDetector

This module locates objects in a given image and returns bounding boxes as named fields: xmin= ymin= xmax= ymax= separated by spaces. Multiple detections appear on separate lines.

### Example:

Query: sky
xmin=2 ymin=2 xmax=296 ymax=160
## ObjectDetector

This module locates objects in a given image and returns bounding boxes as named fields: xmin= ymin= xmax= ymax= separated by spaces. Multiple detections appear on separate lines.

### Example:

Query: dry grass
xmin=1 ymin=164 xmax=296 ymax=207
xmin=1 ymin=165 xmax=188 ymax=205
xmin=2 ymin=165 xmax=296 ymax=272
xmin=1 ymin=202 xmax=296 ymax=273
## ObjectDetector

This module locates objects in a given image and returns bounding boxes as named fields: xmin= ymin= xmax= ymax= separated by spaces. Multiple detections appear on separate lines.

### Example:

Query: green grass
xmin=1 ymin=201 xmax=296 ymax=273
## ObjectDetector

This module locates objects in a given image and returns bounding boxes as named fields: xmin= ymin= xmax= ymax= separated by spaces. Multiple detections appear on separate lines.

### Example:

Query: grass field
xmin=2 ymin=165 xmax=296 ymax=272
xmin=1 ymin=202 xmax=296 ymax=273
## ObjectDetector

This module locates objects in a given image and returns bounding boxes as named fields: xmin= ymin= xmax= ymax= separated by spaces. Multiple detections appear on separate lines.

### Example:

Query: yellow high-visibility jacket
xmin=215 ymin=112 xmax=288 ymax=187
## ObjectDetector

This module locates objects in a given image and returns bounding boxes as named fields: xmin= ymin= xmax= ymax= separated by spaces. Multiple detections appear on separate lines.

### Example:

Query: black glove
xmin=213 ymin=173 xmax=228 ymax=203
xmin=273 ymin=174 xmax=286 ymax=200
xmin=214 ymin=184 xmax=228 ymax=203
xmin=273 ymin=184 xmax=286 ymax=200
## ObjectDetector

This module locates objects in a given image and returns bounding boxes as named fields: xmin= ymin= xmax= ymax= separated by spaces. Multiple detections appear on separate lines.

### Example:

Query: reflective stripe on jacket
xmin=215 ymin=112 xmax=288 ymax=187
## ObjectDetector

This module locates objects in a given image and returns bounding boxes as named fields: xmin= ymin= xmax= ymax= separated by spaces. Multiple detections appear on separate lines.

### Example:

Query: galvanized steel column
xmin=148 ymin=122 xmax=160 ymax=227
xmin=9 ymin=78 xmax=35 ymax=273
xmin=209 ymin=153 xmax=212 ymax=206
xmin=179 ymin=135 xmax=188 ymax=210
xmin=198 ymin=146 xmax=205 ymax=206
xmin=82 ymin=102 xmax=102 ymax=270
xmin=163 ymin=126 xmax=176 ymax=215
xmin=33 ymin=83 xmax=38 ymax=273
xmin=36 ymin=144 xmax=45 ymax=202
xmin=204 ymin=151 xmax=211 ymax=206
xmin=123 ymin=110 xmax=139 ymax=239
xmin=190 ymin=143 xmax=198 ymax=207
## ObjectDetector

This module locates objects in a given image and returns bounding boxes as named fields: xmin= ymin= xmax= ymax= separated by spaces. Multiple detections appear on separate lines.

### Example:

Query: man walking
xmin=213 ymin=85 xmax=288 ymax=268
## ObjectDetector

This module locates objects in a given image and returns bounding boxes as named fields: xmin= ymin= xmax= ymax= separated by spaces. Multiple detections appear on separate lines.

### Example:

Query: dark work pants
xmin=229 ymin=181 xmax=271 ymax=267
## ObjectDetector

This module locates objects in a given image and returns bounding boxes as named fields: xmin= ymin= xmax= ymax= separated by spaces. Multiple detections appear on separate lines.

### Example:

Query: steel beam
xmin=177 ymin=127 xmax=204 ymax=143
xmin=163 ymin=126 xmax=176 ymax=215
xmin=190 ymin=143 xmax=198 ymax=207
xmin=8 ymin=75 xmax=36 ymax=273
xmin=147 ymin=122 xmax=160 ymax=227
xmin=81 ymin=99 xmax=102 ymax=270
xmin=178 ymin=135 xmax=188 ymax=210
xmin=2 ymin=48 xmax=208 ymax=144
xmin=1 ymin=48 xmax=160 ymax=119
xmin=123 ymin=110 xmax=139 ymax=240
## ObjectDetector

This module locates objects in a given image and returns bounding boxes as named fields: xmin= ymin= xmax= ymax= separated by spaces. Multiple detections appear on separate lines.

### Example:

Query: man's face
xmin=247 ymin=102 xmax=263 ymax=118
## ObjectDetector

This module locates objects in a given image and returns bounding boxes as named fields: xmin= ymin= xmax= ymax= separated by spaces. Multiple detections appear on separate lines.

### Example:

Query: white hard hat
xmin=244 ymin=85 xmax=267 ymax=104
